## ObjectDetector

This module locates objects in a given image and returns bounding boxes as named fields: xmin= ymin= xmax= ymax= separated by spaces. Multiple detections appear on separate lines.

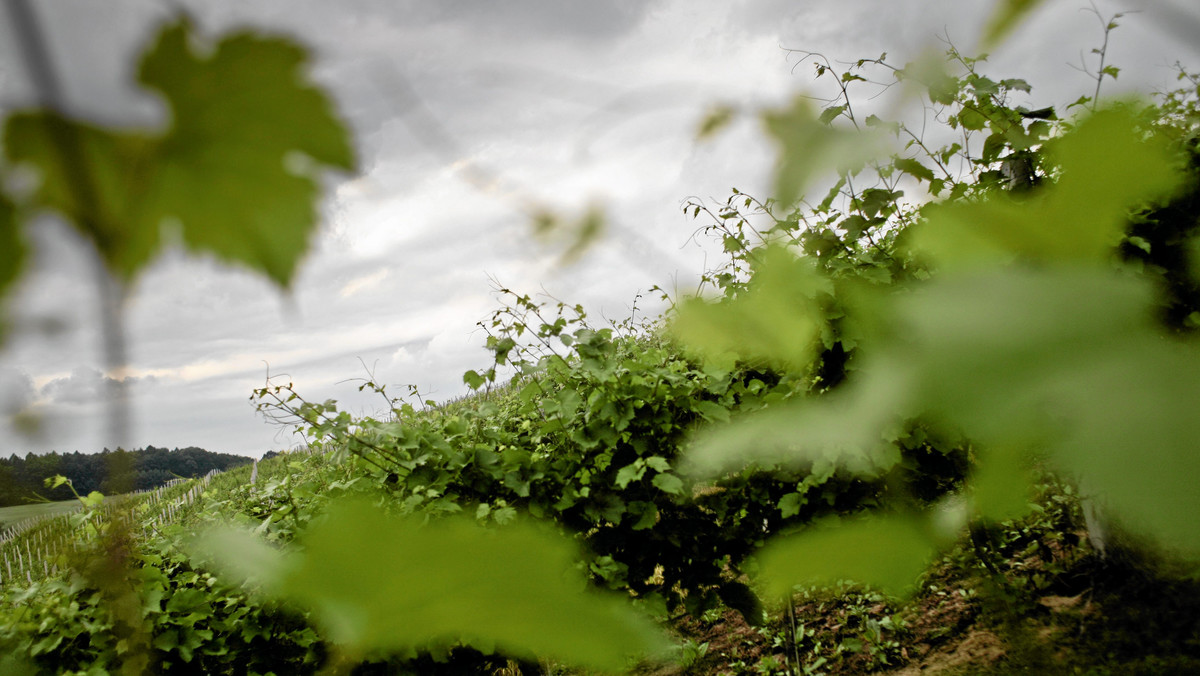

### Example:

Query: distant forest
xmin=0 ymin=446 xmax=253 ymax=507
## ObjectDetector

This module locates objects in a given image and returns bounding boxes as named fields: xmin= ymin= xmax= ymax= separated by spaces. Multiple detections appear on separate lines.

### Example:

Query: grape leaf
xmin=691 ymin=267 xmax=1200 ymax=553
xmin=462 ymin=369 xmax=487 ymax=390
xmin=893 ymin=157 xmax=935 ymax=183
xmin=4 ymin=114 xmax=163 ymax=277
xmin=3 ymin=20 xmax=354 ymax=286
xmin=763 ymin=97 xmax=882 ymax=208
xmin=138 ymin=21 xmax=355 ymax=285
xmin=615 ymin=461 xmax=645 ymax=488
xmin=757 ymin=513 xmax=938 ymax=596
xmin=651 ymin=472 xmax=684 ymax=495
xmin=672 ymin=245 xmax=829 ymax=371
xmin=911 ymin=107 xmax=1182 ymax=269
xmin=195 ymin=499 xmax=668 ymax=670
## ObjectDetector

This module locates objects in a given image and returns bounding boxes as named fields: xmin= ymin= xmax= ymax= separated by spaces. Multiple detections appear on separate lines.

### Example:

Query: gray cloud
xmin=39 ymin=366 xmax=157 ymax=406
xmin=0 ymin=366 xmax=34 ymax=414
xmin=400 ymin=0 xmax=656 ymax=42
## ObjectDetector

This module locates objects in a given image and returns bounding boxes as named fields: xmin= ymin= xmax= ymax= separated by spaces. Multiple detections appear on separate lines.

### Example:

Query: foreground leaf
xmin=982 ymin=0 xmax=1049 ymax=47
xmin=3 ymin=20 xmax=354 ymax=285
xmin=906 ymin=271 xmax=1200 ymax=549
xmin=911 ymin=107 xmax=1182 ymax=269
xmin=139 ymin=20 xmax=355 ymax=285
xmin=682 ymin=376 xmax=907 ymax=478
xmin=763 ymin=97 xmax=883 ymax=208
xmin=691 ymin=266 xmax=1200 ymax=553
xmin=196 ymin=499 xmax=668 ymax=670
xmin=757 ymin=513 xmax=938 ymax=597
xmin=190 ymin=528 xmax=292 ymax=592
xmin=3 ymin=114 xmax=162 ymax=277
xmin=672 ymin=246 xmax=829 ymax=371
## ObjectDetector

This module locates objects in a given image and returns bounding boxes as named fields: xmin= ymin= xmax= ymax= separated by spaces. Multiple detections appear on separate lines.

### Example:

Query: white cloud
xmin=339 ymin=268 xmax=390 ymax=299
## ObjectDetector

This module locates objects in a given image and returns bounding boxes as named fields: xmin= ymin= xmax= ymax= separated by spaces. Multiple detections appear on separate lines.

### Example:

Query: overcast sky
xmin=0 ymin=0 xmax=1196 ymax=458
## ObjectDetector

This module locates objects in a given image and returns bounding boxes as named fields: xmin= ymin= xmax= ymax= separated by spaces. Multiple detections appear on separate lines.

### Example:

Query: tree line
xmin=0 ymin=446 xmax=253 ymax=506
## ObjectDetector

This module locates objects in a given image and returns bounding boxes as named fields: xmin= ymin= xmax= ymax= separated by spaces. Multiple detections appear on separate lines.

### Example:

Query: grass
xmin=0 ymin=500 xmax=81 ymax=531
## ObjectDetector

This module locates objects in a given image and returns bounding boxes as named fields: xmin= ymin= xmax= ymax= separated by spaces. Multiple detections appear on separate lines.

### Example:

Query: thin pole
xmin=4 ymin=0 xmax=132 ymax=451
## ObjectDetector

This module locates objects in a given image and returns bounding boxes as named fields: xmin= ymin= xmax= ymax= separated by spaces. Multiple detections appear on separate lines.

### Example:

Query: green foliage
xmin=0 ymin=446 xmax=252 ymax=507
xmin=0 ymin=13 xmax=355 ymax=672
xmin=673 ymin=246 xmax=828 ymax=371
xmin=252 ymin=280 xmax=939 ymax=672
xmin=0 ymin=541 xmax=322 ymax=674
xmin=677 ymin=35 xmax=1200 ymax=599
xmin=245 ymin=29 xmax=1200 ymax=667
xmin=763 ymin=97 xmax=881 ymax=208
xmin=757 ymin=513 xmax=937 ymax=597
xmin=196 ymin=499 xmax=668 ymax=671
xmin=3 ymin=19 xmax=354 ymax=285
xmin=912 ymin=106 xmax=1182 ymax=267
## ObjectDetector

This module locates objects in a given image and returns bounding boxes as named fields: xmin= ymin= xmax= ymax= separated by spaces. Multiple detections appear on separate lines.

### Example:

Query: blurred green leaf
xmin=137 ymin=20 xmax=354 ymax=285
xmin=3 ymin=20 xmax=354 ymax=285
xmin=672 ymin=246 xmax=830 ymax=371
xmin=912 ymin=107 xmax=1182 ymax=269
xmin=697 ymin=105 xmax=737 ymax=140
xmin=4 ymin=114 xmax=163 ymax=277
xmin=983 ymin=0 xmax=1048 ymax=47
xmin=190 ymin=527 xmax=292 ymax=592
xmin=763 ymin=97 xmax=882 ymax=208
xmin=683 ymin=376 xmax=906 ymax=477
xmin=892 ymin=270 xmax=1156 ymax=442
xmin=1048 ymin=343 xmax=1200 ymax=553
xmin=531 ymin=203 xmax=606 ymax=265
xmin=693 ymin=266 xmax=1200 ymax=553
xmin=970 ymin=445 xmax=1037 ymax=523
xmin=903 ymin=270 xmax=1200 ymax=551
xmin=757 ymin=513 xmax=937 ymax=596
xmin=199 ymin=499 xmax=667 ymax=669
xmin=0 ymin=192 xmax=24 ymax=307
